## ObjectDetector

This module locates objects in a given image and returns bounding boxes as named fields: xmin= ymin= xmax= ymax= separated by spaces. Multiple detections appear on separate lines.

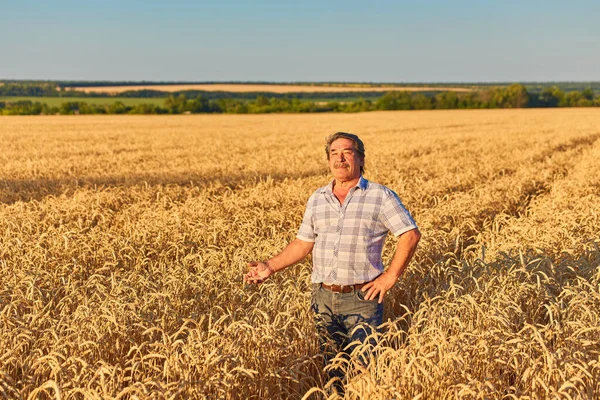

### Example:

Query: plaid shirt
xmin=297 ymin=176 xmax=417 ymax=285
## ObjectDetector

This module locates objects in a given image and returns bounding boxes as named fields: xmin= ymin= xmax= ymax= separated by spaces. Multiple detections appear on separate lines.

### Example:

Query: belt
xmin=320 ymin=282 xmax=368 ymax=293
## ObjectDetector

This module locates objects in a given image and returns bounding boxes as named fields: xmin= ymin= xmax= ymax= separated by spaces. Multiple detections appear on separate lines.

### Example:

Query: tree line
xmin=2 ymin=84 xmax=599 ymax=115
xmin=0 ymin=81 xmax=419 ymax=101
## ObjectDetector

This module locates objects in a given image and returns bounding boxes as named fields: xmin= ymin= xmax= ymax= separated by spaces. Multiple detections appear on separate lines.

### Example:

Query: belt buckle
xmin=337 ymin=284 xmax=350 ymax=293
xmin=321 ymin=283 xmax=354 ymax=293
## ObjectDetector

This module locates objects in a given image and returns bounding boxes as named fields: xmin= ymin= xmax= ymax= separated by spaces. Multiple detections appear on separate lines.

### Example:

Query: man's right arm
xmin=245 ymin=238 xmax=314 ymax=284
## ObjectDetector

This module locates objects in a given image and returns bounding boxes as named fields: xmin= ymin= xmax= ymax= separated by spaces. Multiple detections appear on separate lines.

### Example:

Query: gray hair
xmin=325 ymin=132 xmax=365 ymax=174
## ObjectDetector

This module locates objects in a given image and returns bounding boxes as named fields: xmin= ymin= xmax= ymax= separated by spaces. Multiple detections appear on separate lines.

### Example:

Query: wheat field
xmin=67 ymin=84 xmax=472 ymax=94
xmin=1 ymin=109 xmax=599 ymax=399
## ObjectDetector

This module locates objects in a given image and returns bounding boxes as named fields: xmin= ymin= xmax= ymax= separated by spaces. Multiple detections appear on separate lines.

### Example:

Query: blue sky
xmin=2 ymin=0 xmax=598 ymax=82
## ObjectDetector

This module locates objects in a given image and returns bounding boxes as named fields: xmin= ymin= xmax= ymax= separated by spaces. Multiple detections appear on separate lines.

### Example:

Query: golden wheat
xmin=67 ymin=84 xmax=472 ymax=95
xmin=1 ymin=109 xmax=599 ymax=399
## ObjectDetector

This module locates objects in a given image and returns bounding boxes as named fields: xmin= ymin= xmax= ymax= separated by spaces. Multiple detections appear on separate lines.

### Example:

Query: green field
xmin=0 ymin=96 xmax=165 ymax=107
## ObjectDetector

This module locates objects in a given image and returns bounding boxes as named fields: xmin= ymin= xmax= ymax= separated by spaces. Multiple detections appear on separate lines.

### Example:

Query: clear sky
xmin=2 ymin=0 xmax=598 ymax=82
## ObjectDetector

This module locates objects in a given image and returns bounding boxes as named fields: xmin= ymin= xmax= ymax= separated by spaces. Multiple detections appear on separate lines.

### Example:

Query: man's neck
xmin=333 ymin=176 xmax=360 ymax=191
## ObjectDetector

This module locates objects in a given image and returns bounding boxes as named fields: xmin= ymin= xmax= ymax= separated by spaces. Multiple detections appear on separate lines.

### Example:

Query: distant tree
xmin=483 ymin=84 xmax=529 ymax=108
xmin=59 ymin=102 xmax=80 ymax=115
xmin=458 ymin=92 xmax=481 ymax=109
xmin=164 ymin=94 xmax=187 ymax=114
xmin=216 ymin=98 xmax=248 ymax=114
xmin=129 ymin=103 xmax=162 ymax=114
xmin=120 ymin=89 xmax=167 ymax=98
xmin=343 ymin=98 xmax=373 ymax=113
xmin=255 ymin=95 xmax=269 ymax=107
xmin=563 ymin=91 xmax=580 ymax=107
xmin=108 ymin=101 xmax=129 ymax=114
xmin=504 ymin=84 xmax=529 ymax=108
xmin=1 ymin=100 xmax=44 ymax=115
xmin=41 ymin=104 xmax=58 ymax=115
xmin=187 ymin=95 xmax=210 ymax=113
xmin=376 ymin=91 xmax=412 ymax=110
xmin=0 ymin=81 xmax=59 ymax=96
xmin=581 ymin=87 xmax=594 ymax=101
xmin=411 ymin=94 xmax=433 ymax=110
xmin=78 ymin=102 xmax=93 ymax=114
xmin=434 ymin=92 xmax=459 ymax=109
xmin=537 ymin=87 xmax=564 ymax=107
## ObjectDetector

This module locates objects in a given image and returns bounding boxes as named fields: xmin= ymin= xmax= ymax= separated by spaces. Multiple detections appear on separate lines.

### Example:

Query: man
xmin=244 ymin=132 xmax=420 ymax=385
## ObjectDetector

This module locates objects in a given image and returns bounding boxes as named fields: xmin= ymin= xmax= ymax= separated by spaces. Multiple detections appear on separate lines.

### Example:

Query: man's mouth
xmin=334 ymin=162 xmax=349 ymax=169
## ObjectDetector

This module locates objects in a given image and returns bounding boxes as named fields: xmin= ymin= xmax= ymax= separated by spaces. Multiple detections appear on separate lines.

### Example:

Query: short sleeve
xmin=296 ymin=194 xmax=316 ymax=242
xmin=381 ymin=188 xmax=418 ymax=237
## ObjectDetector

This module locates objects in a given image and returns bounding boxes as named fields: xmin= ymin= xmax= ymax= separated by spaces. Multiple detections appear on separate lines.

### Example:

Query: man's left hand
xmin=361 ymin=272 xmax=398 ymax=304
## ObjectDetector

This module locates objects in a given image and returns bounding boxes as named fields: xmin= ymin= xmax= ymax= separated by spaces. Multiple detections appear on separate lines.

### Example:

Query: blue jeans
xmin=311 ymin=283 xmax=383 ymax=384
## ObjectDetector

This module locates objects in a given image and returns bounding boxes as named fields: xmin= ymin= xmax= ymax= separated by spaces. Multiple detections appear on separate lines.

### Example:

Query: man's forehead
xmin=329 ymin=138 xmax=356 ymax=151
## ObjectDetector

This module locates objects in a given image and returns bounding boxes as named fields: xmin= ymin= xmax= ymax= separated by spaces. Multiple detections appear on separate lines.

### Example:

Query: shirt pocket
xmin=359 ymin=214 xmax=381 ymax=239
xmin=314 ymin=217 xmax=339 ymax=235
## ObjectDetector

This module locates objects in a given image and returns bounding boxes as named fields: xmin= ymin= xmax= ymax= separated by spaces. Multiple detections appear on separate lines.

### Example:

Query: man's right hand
xmin=244 ymin=261 xmax=274 ymax=284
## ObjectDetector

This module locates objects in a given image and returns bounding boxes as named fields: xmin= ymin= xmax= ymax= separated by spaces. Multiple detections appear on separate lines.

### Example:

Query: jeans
xmin=311 ymin=283 xmax=383 ymax=386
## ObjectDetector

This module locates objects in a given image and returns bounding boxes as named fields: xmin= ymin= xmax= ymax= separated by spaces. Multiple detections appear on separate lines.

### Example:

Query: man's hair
xmin=325 ymin=132 xmax=366 ymax=174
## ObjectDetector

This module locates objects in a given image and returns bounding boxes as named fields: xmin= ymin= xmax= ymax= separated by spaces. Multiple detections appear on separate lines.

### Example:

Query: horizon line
xmin=2 ymin=79 xmax=600 ymax=85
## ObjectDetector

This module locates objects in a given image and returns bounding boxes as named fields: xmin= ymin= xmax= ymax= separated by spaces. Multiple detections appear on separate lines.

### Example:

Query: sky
xmin=2 ymin=0 xmax=599 ymax=83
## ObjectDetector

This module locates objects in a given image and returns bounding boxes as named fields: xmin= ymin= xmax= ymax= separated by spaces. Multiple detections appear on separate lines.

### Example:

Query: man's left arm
xmin=362 ymin=228 xmax=421 ymax=303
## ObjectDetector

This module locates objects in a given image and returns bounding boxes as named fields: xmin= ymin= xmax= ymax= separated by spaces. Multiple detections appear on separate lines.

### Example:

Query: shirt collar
xmin=320 ymin=176 xmax=368 ymax=194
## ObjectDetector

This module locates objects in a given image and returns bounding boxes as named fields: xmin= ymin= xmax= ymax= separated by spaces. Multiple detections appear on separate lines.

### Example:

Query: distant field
xmin=0 ymin=95 xmax=380 ymax=106
xmin=68 ymin=83 xmax=474 ymax=94
xmin=0 ymin=96 xmax=165 ymax=106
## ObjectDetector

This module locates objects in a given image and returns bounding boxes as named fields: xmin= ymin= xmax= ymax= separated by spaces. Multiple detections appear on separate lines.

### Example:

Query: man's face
xmin=328 ymin=138 xmax=363 ymax=182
